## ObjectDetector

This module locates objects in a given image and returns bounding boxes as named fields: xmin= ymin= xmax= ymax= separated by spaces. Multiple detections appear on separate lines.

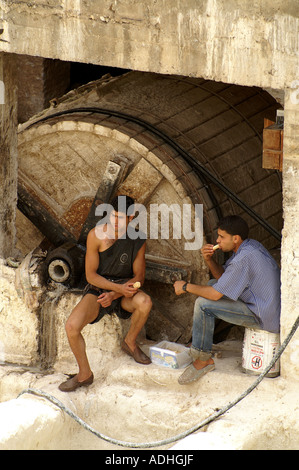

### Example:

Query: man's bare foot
xmin=121 ymin=340 xmax=151 ymax=364
xmin=123 ymin=338 xmax=136 ymax=353
xmin=77 ymin=370 xmax=93 ymax=382
xmin=193 ymin=357 xmax=214 ymax=370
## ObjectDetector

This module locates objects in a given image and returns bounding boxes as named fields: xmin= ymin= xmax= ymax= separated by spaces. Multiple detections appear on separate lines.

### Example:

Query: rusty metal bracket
xmin=78 ymin=156 xmax=132 ymax=245
xmin=145 ymin=254 xmax=192 ymax=284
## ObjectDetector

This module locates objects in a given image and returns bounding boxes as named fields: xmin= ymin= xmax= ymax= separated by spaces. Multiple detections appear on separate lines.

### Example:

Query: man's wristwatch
xmin=182 ymin=282 xmax=188 ymax=292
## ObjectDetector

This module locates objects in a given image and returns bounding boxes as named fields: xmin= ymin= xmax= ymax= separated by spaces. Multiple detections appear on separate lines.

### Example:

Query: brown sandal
xmin=58 ymin=373 xmax=94 ymax=392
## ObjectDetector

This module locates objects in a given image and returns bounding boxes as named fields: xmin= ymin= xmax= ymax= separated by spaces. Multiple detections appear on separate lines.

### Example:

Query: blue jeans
xmin=191 ymin=280 xmax=262 ymax=361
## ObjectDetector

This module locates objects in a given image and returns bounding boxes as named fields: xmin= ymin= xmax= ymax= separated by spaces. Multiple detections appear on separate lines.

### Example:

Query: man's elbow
xmin=138 ymin=274 xmax=146 ymax=286
xmin=210 ymin=288 xmax=223 ymax=301
xmin=134 ymin=269 xmax=145 ymax=285
xmin=85 ymin=271 xmax=96 ymax=285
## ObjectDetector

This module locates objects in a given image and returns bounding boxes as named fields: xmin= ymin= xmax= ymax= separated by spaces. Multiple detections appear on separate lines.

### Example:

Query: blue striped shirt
xmin=213 ymin=239 xmax=281 ymax=333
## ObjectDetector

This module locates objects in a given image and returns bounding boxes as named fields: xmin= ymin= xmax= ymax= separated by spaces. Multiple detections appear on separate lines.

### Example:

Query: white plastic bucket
xmin=242 ymin=328 xmax=280 ymax=378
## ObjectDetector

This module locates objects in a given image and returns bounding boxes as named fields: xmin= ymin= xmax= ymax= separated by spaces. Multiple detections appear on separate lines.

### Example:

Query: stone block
xmin=0 ymin=263 xmax=39 ymax=366
xmin=40 ymin=289 xmax=141 ymax=374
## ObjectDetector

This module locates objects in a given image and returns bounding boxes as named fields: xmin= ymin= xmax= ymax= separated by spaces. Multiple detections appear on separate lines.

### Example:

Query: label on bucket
xmin=251 ymin=355 xmax=263 ymax=370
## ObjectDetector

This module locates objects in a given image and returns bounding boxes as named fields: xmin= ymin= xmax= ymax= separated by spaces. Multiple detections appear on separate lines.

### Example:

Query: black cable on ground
xmin=18 ymin=315 xmax=299 ymax=449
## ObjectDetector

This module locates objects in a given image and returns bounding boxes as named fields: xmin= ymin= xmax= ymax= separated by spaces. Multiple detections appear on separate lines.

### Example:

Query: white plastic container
xmin=242 ymin=328 xmax=280 ymax=378
xmin=150 ymin=341 xmax=192 ymax=369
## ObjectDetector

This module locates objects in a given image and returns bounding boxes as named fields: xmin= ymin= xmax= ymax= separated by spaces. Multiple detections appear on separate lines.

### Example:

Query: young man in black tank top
xmin=59 ymin=196 xmax=152 ymax=392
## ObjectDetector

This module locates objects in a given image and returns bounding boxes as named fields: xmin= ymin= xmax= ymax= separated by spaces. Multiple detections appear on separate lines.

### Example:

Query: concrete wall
xmin=0 ymin=53 xmax=18 ymax=259
xmin=280 ymin=89 xmax=299 ymax=378
xmin=0 ymin=1 xmax=298 ymax=380
xmin=0 ymin=1 xmax=298 ymax=90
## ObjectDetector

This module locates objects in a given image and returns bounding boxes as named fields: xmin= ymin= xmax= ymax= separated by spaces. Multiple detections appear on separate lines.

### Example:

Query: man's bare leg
xmin=120 ymin=291 xmax=152 ymax=364
xmin=121 ymin=291 xmax=152 ymax=351
xmin=64 ymin=294 xmax=100 ymax=382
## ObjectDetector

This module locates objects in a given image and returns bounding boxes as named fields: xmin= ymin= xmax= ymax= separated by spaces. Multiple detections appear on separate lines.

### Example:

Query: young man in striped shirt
xmin=174 ymin=215 xmax=281 ymax=385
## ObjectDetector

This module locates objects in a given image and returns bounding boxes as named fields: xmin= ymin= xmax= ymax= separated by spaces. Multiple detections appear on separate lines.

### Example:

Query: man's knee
xmin=134 ymin=291 xmax=152 ymax=313
xmin=66 ymin=295 xmax=100 ymax=335
xmin=65 ymin=315 xmax=78 ymax=337
xmin=194 ymin=296 xmax=209 ymax=310
xmin=65 ymin=306 xmax=86 ymax=337
xmin=193 ymin=296 xmax=216 ymax=320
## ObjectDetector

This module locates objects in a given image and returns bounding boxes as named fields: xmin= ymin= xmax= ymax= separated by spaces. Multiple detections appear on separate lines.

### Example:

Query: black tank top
xmin=97 ymin=234 xmax=146 ymax=280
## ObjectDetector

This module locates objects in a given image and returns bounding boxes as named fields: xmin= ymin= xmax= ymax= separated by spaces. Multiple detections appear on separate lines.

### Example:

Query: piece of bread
xmin=133 ymin=281 xmax=141 ymax=289
xmin=213 ymin=244 xmax=219 ymax=251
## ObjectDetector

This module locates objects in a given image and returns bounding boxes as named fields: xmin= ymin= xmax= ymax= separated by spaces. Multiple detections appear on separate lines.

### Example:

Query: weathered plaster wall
xmin=17 ymin=55 xmax=70 ymax=123
xmin=0 ymin=1 xmax=298 ymax=382
xmin=0 ymin=0 xmax=298 ymax=90
xmin=0 ymin=262 xmax=39 ymax=365
xmin=0 ymin=52 xmax=17 ymax=259
xmin=280 ymin=88 xmax=299 ymax=379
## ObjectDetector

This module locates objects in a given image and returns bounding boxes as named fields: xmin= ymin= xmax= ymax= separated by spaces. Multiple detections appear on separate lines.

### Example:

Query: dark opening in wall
xmin=17 ymin=55 xmax=130 ymax=123
xmin=69 ymin=62 xmax=130 ymax=89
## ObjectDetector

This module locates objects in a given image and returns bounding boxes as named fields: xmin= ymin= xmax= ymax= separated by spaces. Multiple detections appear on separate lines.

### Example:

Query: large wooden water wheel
xmin=16 ymin=72 xmax=282 ymax=343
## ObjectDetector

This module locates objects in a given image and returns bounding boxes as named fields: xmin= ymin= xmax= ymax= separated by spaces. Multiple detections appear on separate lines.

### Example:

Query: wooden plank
xmin=262 ymin=150 xmax=283 ymax=171
xmin=117 ymin=157 xmax=163 ymax=205
xmin=263 ymin=127 xmax=282 ymax=151
xmin=264 ymin=118 xmax=275 ymax=128
xmin=262 ymin=120 xmax=283 ymax=171
xmin=17 ymin=183 xmax=76 ymax=247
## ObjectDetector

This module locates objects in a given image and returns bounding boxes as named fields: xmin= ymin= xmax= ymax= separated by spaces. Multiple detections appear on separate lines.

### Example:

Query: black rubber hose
xmin=18 ymin=314 xmax=299 ymax=449
xmin=23 ymin=107 xmax=281 ymax=241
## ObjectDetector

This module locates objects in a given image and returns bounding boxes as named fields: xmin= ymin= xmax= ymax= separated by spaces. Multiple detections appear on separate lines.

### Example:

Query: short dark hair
xmin=110 ymin=195 xmax=135 ymax=215
xmin=217 ymin=215 xmax=249 ymax=240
